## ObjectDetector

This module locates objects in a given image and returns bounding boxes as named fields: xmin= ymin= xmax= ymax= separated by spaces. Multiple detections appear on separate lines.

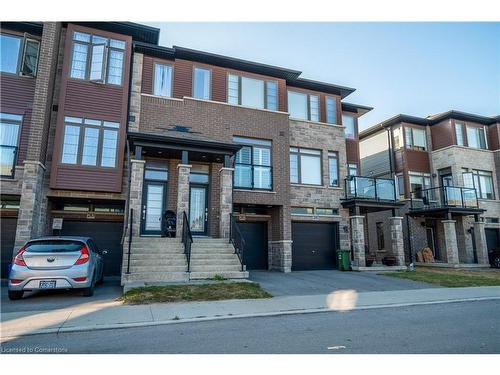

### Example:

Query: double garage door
xmin=292 ymin=222 xmax=339 ymax=271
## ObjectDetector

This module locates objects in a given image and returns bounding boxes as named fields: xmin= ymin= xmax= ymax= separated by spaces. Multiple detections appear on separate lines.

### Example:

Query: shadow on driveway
xmin=249 ymin=270 xmax=437 ymax=297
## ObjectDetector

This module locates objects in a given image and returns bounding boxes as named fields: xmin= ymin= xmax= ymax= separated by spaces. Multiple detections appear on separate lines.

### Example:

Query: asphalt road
xmin=2 ymin=300 xmax=499 ymax=354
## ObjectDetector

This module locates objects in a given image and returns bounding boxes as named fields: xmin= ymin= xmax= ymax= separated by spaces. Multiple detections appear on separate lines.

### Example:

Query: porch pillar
xmin=473 ymin=221 xmax=490 ymax=265
xmin=350 ymin=215 xmax=366 ymax=267
xmin=219 ymin=167 xmax=234 ymax=238
xmin=389 ymin=217 xmax=405 ymax=266
xmin=129 ymin=159 xmax=145 ymax=237
xmin=176 ymin=163 xmax=192 ymax=238
xmin=441 ymin=219 xmax=459 ymax=264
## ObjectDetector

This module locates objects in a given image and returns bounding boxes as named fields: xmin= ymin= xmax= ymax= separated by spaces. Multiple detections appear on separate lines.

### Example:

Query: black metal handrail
xmin=181 ymin=211 xmax=193 ymax=272
xmin=410 ymin=186 xmax=479 ymax=210
xmin=344 ymin=175 xmax=398 ymax=201
xmin=126 ymin=208 xmax=133 ymax=274
xmin=229 ymin=213 xmax=245 ymax=271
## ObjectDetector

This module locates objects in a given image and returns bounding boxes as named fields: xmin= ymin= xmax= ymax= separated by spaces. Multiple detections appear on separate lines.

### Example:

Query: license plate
xmin=39 ymin=280 xmax=56 ymax=289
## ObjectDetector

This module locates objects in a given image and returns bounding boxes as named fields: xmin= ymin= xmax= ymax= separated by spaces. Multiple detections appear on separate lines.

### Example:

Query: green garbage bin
xmin=337 ymin=250 xmax=351 ymax=271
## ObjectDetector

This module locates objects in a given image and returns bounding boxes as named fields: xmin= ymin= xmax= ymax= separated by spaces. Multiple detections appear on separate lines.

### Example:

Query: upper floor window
xmin=393 ymin=127 xmax=403 ymax=149
xmin=0 ymin=113 xmax=22 ymax=178
xmin=233 ymin=137 xmax=272 ymax=190
xmin=397 ymin=174 xmax=405 ymax=198
xmin=348 ymin=164 xmax=358 ymax=176
xmin=325 ymin=96 xmax=337 ymax=124
xmin=61 ymin=116 xmax=119 ymax=168
xmin=342 ymin=114 xmax=356 ymax=139
xmin=455 ymin=122 xmax=464 ymax=146
xmin=227 ymin=74 xmax=277 ymax=110
xmin=69 ymin=31 xmax=125 ymax=85
xmin=328 ymin=152 xmax=339 ymax=187
xmin=193 ymin=67 xmax=211 ymax=100
xmin=466 ymin=126 xmax=487 ymax=149
xmin=409 ymin=171 xmax=431 ymax=196
xmin=288 ymin=91 xmax=319 ymax=121
xmin=153 ymin=63 xmax=173 ymax=97
xmin=463 ymin=169 xmax=494 ymax=200
xmin=404 ymin=127 xmax=427 ymax=151
xmin=1 ymin=33 xmax=40 ymax=76
xmin=290 ymin=147 xmax=322 ymax=185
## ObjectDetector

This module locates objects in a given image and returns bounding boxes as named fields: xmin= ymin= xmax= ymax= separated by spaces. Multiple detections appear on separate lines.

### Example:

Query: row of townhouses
xmin=1 ymin=22 xmax=499 ymax=286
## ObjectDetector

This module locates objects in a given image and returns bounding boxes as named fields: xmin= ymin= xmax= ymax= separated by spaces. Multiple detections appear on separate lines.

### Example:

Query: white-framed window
xmin=404 ymin=127 xmax=427 ymax=151
xmin=409 ymin=171 xmax=431 ymax=195
xmin=290 ymin=147 xmax=322 ymax=185
xmin=287 ymin=91 xmax=319 ymax=121
xmin=61 ymin=116 xmax=120 ymax=168
xmin=325 ymin=96 xmax=337 ymax=124
xmin=455 ymin=122 xmax=464 ymax=146
xmin=153 ymin=63 xmax=173 ymax=97
xmin=342 ymin=114 xmax=356 ymax=139
xmin=193 ymin=67 xmax=211 ymax=100
xmin=328 ymin=151 xmax=339 ymax=187
xmin=69 ymin=31 xmax=126 ymax=85
xmin=0 ymin=112 xmax=22 ymax=177
xmin=233 ymin=137 xmax=272 ymax=190
xmin=347 ymin=163 xmax=358 ymax=176
xmin=393 ymin=127 xmax=403 ymax=149
xmin=227 ymin=74 xmax=277 ymax=110
xmin=463 ymin=169 xmax=495 ymax=200
xmin=1 ymin=33 xmax=40 ymax=76
xmin=466 ymin=126 xmax=487 ymax=149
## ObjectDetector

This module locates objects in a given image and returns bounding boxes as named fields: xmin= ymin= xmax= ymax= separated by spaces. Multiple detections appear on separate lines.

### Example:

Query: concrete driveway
xmin=1 ymin=278 xmax=122 ymax=314
xmin=249 ymin=270 xmax=437 ymax=296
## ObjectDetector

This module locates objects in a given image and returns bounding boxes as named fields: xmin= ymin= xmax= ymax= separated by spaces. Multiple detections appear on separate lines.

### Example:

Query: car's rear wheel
xmin=97 ymin=268 xmax=104 ymax=285
xmin=493 ymin=256 xmax=500 ymax=269
xmin=8 ymin=291 xmax=24 ymax=300
xmin=82 ymin=273 xmax=95 ymax=297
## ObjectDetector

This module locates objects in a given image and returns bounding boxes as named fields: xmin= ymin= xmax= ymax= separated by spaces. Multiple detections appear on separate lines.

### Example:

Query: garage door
xmin=292 ymin=222 xmax=338 ymax=271
xmin=486 ymin=228 xmax=499 ymax=252
xmin=239 ymin=222 xmax=268 ymax=270
xmin=1 ymin=217 xmax=17 ymax=278
xmin=61 ymin=221 xmax=123 ymax=276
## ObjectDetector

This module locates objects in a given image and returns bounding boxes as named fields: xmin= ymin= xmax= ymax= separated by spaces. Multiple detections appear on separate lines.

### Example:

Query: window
xmin=0 ymin=113 xmax=22 ymax=177
xmin=328 ymin=152 xmax=339 ymax=187
xmin=463 ymin=169 xmax=495 ymax=200
xmin=227 ymin=74 xmax=277 ymax=110
xmin=397 ymin=174 xmax=405 ymax=198
xmin=193 ymin=67 xmax=211 ymax=100
xmin=145 ymin=162 xmax=168 ymax=181
xmin=288 ymin=91 xmax=319 ymax=121
xmin=153 ymin=63 xmax=173 ymax=97
xmin=393 ymin=127 xmax=403 ymax=149
xmin=316 ymin=208 xmax=338 ymax=216
xmin=342 ymin=114 xmax=356 ymax=139
xmin=291 ymin=207 xmax=314 ymax=215
xmin=69 ymin=31 xmax=125 ymax=85
xmin=233 ymin=137 xmax=272 ymax=190
xmin=405 ymin=127 xmax=427 ymax=151
xmin=61 ymin=116 xmax=119 ymax=168
xmin=455 ymin=122 xmax=464 ymax=146
xmin=347 ymin=164 xmax=358 ymax=176
xmin=1 ymin=33 xmax=40 ymax=76
xmin=409 ymin=172 xmax=431 ymax=195
xmin=325 ymin=96 xmax=337 ymax=124
xmin=485 ymin=217 xmax=499 ymax=224
xmin=376 ymin=222 xmax=385 ymax=250
xmin=290 ymin=147 xmax=322 ymax=185
xmin=466 ymin=126 xmax=487 ymax=149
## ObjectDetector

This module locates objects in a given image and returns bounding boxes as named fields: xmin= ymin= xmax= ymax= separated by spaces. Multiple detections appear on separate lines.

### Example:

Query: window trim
xmin=233 ymin=137 xmax=273 ymax=191
xmin=454 ymin=121 xmax=465 ymax=146
xmin=325 ymin=96 xmax=338 ymax=124
xmin=153 ymin=62 xmax=174 ymax=98
xmin=342 ymin=113 xmax=357 ymax=140
xmin=226 ymin=73 xmax=278 ymax=110
xmin=192 ymin=65 xmax=212 ymax=100
xmin=465 ymin=125 xmax=488 ymax=150
xmin=0 ymin=112 xmax=23 ymax=178
xmin=290 ymin=147 xmax=323 ymax=186
xmin=1 ymin=32 xmax=41 ymax=77
xmin=328 ymin=151 xmax=339 ymax=187
xmin=287 ymin=90 xmax=320 ymax=122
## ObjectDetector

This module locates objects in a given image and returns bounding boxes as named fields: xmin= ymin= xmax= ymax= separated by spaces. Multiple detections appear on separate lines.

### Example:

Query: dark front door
xmin=292 ymin=222 xmax=339 ymax=271
xmin=189 ymin=185 xmax=208 ymax=236
xmin=1 ymin=216 xmax=17 ymax=278
xmin=61 ymin=220 xmax=123 ymax=276
xmin=486 ymin=228 xmax=499 ymax=252
xmin=142 ymin=181 xmax=167 ymax=235
xmin=239 ymin=221 xmax=268 ymax=270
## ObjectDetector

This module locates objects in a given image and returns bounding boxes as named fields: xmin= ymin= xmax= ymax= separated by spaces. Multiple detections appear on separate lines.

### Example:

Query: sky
xmin=145 ymin=22 xmax=500 ymax=131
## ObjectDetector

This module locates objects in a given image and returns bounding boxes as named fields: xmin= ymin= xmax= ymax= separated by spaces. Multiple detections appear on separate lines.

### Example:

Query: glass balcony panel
xmin=376 ymin=179 xmax=395 ymax=200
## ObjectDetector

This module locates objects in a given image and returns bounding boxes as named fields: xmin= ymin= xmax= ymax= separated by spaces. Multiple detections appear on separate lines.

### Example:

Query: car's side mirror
xmin=101 ymin=250 xmax=108 ymax=255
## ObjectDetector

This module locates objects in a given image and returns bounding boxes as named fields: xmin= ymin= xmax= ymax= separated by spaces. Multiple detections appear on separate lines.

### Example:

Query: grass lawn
xmin=384 ymin=267 xmax=500 ymax=288
xmin=121 ymin=282 xmax=272 ymax=305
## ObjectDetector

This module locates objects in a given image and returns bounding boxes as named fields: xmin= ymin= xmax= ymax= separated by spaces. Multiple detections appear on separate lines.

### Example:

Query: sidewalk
xmin=2 ymin=286 xmax=500 ymax=339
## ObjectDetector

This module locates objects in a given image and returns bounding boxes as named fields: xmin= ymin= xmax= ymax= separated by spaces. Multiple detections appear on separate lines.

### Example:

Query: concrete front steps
xmin=189 ymin=237 xmax=249 ymax=280
xmin=122 ymin=238 xmax=189 ymax=284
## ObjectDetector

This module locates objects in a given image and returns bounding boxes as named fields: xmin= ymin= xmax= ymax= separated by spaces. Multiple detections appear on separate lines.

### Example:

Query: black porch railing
xmin=344 ymin=175 xmax=398 ymax=201
xmin=410 ymin=186 xmax=479 ymax=210
xmin=229 ymin=213 xmax=245 ymax=272
xmin=181 ymin=211 xmax=193 ymax=272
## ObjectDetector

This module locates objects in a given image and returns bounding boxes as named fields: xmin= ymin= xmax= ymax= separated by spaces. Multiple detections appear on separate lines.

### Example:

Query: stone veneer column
xmin=473 ymin=221 xmax=490 ymax=265
xmin=219 ymin=167 xmax=233 ymax=238
xmin=14 ymin=162 xmax=46 ymax=253
xmin=176 ymin=164 xmax=192 ymax=238
xmin=390 ymin=217 xmax=405 ymax=266
xmin=269 ymin=206 xmax=292 ymax=272
xmin=128 ymin=52 xmax=143 ymax=133
xmin=441 ymin=219 xmax=459 ymax=264
xmin=350 ymin=215 xmax=366 ymax=267
xmin=129 ymin=159 xmax=145 ymax=237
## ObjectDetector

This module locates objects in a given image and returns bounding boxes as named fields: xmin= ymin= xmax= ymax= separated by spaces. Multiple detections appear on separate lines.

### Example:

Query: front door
xmin=142 ymin=182 xmax=167 ymax=235
xmin=189 ymin=185 xmax=208 ymax=236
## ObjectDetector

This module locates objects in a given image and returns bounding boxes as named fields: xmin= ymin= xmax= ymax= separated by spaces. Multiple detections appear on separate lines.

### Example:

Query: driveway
xmin=249 ymin=270 xmax=437 ymax=296
xmin=1 ymin=278 xmax=122 ymax=314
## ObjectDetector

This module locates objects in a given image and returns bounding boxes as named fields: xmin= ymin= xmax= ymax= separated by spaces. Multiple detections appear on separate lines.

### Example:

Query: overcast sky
xmin=145 ymin=22 xmax=500 ymax=130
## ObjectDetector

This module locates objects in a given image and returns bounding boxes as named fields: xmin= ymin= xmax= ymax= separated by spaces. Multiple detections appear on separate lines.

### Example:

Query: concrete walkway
xmin=2 ymin=286 xmax=500 ymax=339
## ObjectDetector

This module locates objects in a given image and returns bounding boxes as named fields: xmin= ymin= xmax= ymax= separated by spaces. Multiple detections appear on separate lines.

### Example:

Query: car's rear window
xmin=25 ymin=240 xmax=84 ymax=253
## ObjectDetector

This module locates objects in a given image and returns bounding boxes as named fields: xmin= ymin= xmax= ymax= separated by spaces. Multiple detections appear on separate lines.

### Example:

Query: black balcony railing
xmin=181 ymin=211 xmax=193 ymax=272
xmin=344 ymin=176 xmax=398 ymax=202
xmin=410 ymin=186 xmax=479 ymax=210
xmin=229 ymin=213 xmax=245 ymax=272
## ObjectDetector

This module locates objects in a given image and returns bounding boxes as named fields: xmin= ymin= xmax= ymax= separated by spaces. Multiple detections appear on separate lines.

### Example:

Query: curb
xmin=2 ymin=295 xmax=500 ymax=340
